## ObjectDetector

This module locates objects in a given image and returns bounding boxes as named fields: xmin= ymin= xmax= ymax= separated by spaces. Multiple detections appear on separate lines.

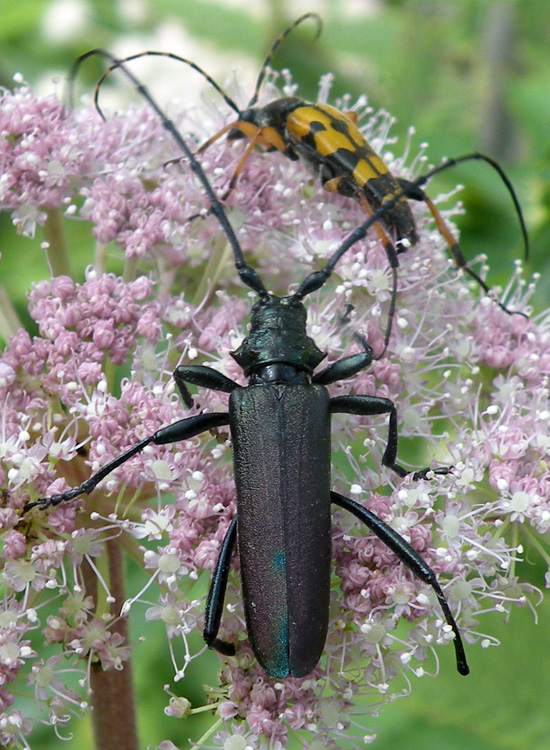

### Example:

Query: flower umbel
xmin=0 ymin=72 xmax=544 ymax=750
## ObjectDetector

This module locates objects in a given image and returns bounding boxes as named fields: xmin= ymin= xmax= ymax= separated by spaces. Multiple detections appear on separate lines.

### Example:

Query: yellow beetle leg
xmin=196 ymin=121 xmax=237 ymax=155
xmin=421 ymin=194 xmax=493 ymax=294
xmin=323 ymin=176 xmax=345 ymax=193
xmin=356 ymin=192 xmax=399 ymax=357
xmin=342 ymin=110 xmax=358 ymax=124
xmin=221 ymin=128 xmax=264 ymax=200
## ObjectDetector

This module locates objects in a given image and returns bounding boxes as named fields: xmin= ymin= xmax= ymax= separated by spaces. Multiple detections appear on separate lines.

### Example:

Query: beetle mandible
xmin=26 ymin=51 xmax=470 ymax=680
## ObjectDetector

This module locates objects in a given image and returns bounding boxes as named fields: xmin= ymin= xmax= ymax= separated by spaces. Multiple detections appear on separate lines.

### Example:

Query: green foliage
xmin=373 ymin=583 xmax=550 ymax=750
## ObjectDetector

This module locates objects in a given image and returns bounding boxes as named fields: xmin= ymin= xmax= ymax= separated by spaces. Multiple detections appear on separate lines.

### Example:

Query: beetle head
xmin=228 ymin=97 xmax=303 ymax=142
xmin=231 ymin=294 xmax=325 ymax=376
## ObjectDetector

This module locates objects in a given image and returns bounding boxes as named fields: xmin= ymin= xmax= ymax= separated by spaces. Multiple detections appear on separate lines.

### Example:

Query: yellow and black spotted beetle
xmin=89 ymin=13 xmax=528 ymax=341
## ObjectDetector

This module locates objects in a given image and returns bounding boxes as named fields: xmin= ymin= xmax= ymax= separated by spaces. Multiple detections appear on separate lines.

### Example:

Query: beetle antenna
xmin=293 ymin=150 xmax=530 ymax=331
xmin=248 ymin=12 xmax=322 ymax=108
xmin=88 ymin=50 xmax=241 ymax=122
xmin=417 ymin=152 xmax=529 ymax=261
xmin=70 ymin=14 xmax=322 ymax=125
xmin=293 ymin=191 xmax=415 ymax=303
xmin=378 ymin=265 xmax=398 ymax=359
xmin=69 ymin=49 xmax=268 ymax=299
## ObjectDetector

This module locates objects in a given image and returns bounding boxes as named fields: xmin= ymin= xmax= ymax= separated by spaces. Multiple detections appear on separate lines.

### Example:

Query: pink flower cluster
xmin=0 ymin=73 xmax=546 ymax=750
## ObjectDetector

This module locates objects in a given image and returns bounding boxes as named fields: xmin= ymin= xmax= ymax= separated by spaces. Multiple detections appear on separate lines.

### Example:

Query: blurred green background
xmin=1 ymin=0 xmax=549 ymax=748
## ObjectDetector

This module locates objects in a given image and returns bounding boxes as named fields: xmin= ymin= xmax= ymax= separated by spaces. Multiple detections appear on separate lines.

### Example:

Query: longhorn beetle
xmin=88 ymin=11 xmax=529 ymax=349
xmin=26 ymin=52 xmax=471 ymax=680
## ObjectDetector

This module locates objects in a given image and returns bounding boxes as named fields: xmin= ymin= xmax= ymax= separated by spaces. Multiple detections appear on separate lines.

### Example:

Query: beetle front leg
xmin=313 ymin=309 xmax=378 ymax=385
xmin=331 ymin=490 xmax=469 ymax=676
xmin=174 ymin=364 xmax=240 ymax=408
xmin=24 ymin=412 xmax=230 ymax=512
xmin=330 ymin=394 xmax=450 ymax=479
xmin=203 ymin=515 xmax=238 ymax=656
xmin=313 ymin=345 xmax=373 ymax=386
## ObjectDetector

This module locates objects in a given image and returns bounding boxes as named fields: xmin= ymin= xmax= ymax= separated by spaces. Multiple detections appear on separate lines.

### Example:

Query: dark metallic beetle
xmin=89 ymin=12 xmax=528 ymax=343
xmin=26 ymin=50 xmax=470 ymax=679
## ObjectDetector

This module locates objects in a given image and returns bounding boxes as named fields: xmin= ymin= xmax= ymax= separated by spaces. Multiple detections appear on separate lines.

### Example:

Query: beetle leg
xmin=397 ymin=177 xmax=525 ymax=318
xmin=323 ymin=175 xmax=345 ymax=194
xmin=330 ymin=394 xmax=450 ymax=479
xmin=173 ymin=125 xmax=265 ymax=213
xmin=342 ymin=110 xmax=358 ymax=124
xmin=330 ymin=394 xmax=405 ymax=476
xmin=203 ymin=515 xmax=238 ymax=656
xmin=173 ymin=368 xmax=196 ymax=409
xmin=221 ymin=123 xmax=293 ymax=201
xmin=356 ymin=193 xmax=402 ymax=358
xmin=323 ymin=176 xmax=400 ymax=268
xmin=24 ymin=412 xmax=230 ymax=512
xmin=324 ymin=181 xmax=401 ymax=357
xmin=356 ymin=193 xmax=400 ymax=257
xmin=174 ymin=365 xmax=240 ymax=407
xmin=198 ymin=120 xmax=290 ymax=204
xmin=219 ymin=127 xmax=265 ymax=201
xmin=313 ymin=346 xmax=373 ymax=385
xmin=313 ymin=179 xmax=400 ymax=357
xmin=195 ymin=121 xmax=237 ymax=155
xmin=331 ymin=490 xmax=469 ymax=676
xmin=164 ymin=122 xmax=233 ymax=171
xmin=173 ymin=366 xmax=238 ymax=442
xmin=399 ymin=177 xmax=492 ymax=292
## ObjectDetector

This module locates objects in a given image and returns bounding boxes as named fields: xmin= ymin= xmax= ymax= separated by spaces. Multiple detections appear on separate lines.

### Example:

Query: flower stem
xmin=0 ymin=282 xmax=22 ymax=341
xmin=42 ymin=208 xmax=73 ymax=278
xmin=84 ymin=540 xmax=139 ymax=750
xmin=189 ymin=717 xmax=223 ymax=750
xmin=192 ymin=233 xmax=232 ymax=307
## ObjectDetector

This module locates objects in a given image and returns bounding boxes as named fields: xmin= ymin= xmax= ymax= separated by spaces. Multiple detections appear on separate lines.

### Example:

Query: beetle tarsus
xmin=412 ymin=466 xmax=453 ymax=481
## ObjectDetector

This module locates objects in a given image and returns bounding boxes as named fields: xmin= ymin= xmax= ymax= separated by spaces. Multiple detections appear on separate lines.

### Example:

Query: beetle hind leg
xmin=398 ymin=177 xmax=527 ymax=318
xmin=331 ymin=490 xmax=469 ymax=676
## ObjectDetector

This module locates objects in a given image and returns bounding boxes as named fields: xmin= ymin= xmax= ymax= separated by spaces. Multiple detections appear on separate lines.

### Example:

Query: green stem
xmin=523 ymin=526 xmax=550 ymax=569
xmin=123 ymin=255 xmax=138 ymax=283
xmin=189 ymin=717 xmax=223 ymax=750
xmin=0 ymin=282 xmax=23 ymax=342
xmin=94 ymin=242 xmax=108 ymax=275
xmin=42 ymin=208 xmax=73 ymax=278
xmin=192 ymin=233 xmax=231 ymax=308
